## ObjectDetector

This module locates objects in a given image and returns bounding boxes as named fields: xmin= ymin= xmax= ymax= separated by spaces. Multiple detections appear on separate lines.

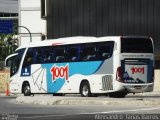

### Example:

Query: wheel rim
xmin=82 ymin=85 xmax=89 ymax=96
xmin=24 ymin=86 xmax=30 ymax=94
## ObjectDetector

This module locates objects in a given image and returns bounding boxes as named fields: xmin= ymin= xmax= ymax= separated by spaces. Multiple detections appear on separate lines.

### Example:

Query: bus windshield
xmin=10 ymin=48 xmax=25 ymax=77
xmin=121 ymin=37 xmax=153 ymax=53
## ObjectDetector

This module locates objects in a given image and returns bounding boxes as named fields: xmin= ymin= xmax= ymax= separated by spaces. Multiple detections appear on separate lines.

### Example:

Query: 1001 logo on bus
xmin=131 ymin=67 xmax=144 ymax=74
xmin=50 ymin=64 xmax=69 ymax=81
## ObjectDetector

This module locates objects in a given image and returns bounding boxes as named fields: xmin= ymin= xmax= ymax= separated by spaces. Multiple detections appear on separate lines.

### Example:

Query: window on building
xmin=41 ymin=0 xmax=46 ymax=19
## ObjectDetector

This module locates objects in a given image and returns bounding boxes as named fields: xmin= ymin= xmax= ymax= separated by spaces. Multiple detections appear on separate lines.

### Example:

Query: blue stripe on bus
xmin=41 ymin=61 xmax=103 ymax=93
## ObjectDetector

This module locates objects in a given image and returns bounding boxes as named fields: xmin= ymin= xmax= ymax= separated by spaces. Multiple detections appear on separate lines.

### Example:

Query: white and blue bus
xmin=5 ymin=36 xmax=154 ymax=98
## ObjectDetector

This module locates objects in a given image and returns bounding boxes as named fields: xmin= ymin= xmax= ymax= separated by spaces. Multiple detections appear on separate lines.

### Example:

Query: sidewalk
xmin=1 ymin=91 xmax=160 ymax=106
xmin=0 ymin=93 xmax=5 ymax=96
xmin=15 ymin=92 xmax=160 ymax=106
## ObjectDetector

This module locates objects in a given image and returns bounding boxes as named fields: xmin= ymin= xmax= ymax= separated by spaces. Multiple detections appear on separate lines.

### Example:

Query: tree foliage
xmin=0 ymin=33 xmax=18 ymax=61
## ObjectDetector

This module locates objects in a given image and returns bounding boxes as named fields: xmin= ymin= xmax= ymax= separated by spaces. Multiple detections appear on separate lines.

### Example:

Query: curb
xmin=0 ymin=93 xmax=6 ymax=96
xmin=16 ymin=93 xmax=160 ymax=106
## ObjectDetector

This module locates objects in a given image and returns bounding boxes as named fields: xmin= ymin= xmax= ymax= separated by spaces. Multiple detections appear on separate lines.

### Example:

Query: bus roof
xmin=16 ymin=36 xmax=121 ymax=50
xmin=16 ymin=36 xmax=152 ymax=51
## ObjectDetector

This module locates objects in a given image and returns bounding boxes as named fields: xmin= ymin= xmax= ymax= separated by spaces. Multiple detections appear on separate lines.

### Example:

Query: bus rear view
xmin=118 ymin=36 xmax=154 ymax=94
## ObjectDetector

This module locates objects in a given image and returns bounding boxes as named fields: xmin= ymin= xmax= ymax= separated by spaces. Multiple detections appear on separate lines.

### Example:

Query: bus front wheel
xmin=80 ymin=81 xmax=91 ymax=97
xmin=23 ymin=83 xmax=31 ymax=96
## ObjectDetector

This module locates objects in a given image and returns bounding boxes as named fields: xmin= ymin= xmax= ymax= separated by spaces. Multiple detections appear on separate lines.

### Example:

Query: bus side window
xmin=55 ymin=47 xmax=65 ymax=62
xmin=23 ymin=48 xmax=34 ymax=67
xmin=35 ymin=48 xmax=43 ymax=64
xmin=81 ymin=45 xmax=96 ymax=61
xmin=97 ymin=45 xmax=111 ymax=60
xmin=11 ymin=56 xmax=19 ymax=76
xmin=43 ymin=47 xmax=53 ymax=63
xmin=66 ymin=47 xmax=79 ymax=62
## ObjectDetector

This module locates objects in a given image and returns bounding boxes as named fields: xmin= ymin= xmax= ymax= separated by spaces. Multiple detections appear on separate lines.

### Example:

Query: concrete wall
xmin=0 ymin=71 xmax=10 ymax=93
xmin=154 ymin=70 xmax=160 ymax=92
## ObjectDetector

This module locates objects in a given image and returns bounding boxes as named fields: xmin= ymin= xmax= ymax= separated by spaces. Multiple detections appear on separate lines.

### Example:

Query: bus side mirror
xmin=5 ymin=53 xmax=18 ymax=70
xmin=5 ymin=58 xmax=12 ymax=70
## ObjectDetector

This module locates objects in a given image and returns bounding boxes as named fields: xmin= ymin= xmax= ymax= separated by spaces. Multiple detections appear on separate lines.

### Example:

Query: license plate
xmin=134 ymin=86 xmax=142 ymax=89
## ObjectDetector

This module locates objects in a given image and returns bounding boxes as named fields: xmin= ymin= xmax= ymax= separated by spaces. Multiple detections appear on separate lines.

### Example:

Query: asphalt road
xmin=0 ymin=95 xmax=160 ymax=120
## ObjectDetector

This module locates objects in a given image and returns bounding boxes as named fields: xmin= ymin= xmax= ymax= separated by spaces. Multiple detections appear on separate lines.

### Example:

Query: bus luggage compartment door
xmin=122 ymin=59 xmax=153 ymax=84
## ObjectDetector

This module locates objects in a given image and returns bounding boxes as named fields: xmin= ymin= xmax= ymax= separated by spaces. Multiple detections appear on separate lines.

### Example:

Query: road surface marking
xmin=19 ymin=106 xmax=160 ymax=119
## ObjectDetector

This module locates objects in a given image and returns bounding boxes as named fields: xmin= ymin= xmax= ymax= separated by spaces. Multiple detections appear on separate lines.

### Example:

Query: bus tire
xmin=80 ymin=81 xmax=91 ymax=97
xmin=23 ymin=83 xmax=31 ymax=96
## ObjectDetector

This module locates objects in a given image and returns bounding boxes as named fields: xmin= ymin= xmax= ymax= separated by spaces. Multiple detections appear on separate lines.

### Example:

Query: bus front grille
xmin=102 ymin=75 xmax=113 ymax=91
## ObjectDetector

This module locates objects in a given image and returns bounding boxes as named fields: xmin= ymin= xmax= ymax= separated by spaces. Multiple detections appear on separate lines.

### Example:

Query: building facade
xmin=46 ymin=0 xmax=160 ymax=53
xmin=19 ymin=0 xmax=160 ymax=67
xmin=19 ymin=0 xmax=46 ymax=45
